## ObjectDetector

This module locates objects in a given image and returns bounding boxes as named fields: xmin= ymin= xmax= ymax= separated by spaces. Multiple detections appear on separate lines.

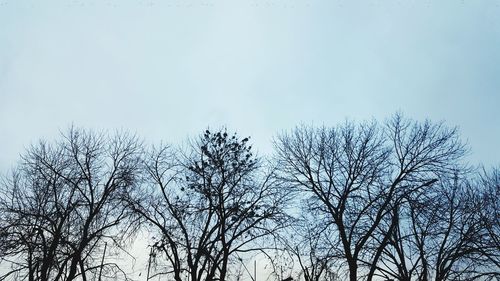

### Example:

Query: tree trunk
xmin=348 ymin=260 xmax=357 ymax=281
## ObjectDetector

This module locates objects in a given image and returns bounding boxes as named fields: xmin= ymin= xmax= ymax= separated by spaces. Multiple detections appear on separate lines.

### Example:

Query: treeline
xmin=0 ymin=114 xmax=498 ymax=281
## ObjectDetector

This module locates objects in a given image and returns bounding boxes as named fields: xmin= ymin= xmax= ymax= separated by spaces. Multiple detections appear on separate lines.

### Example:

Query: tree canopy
xmin=1 ymin=115 xmax=498 ymax=281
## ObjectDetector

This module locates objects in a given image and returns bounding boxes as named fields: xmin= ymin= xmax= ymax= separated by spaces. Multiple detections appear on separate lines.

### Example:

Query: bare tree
xmin=263 ymin=196 xmax=342 ymax=281
xmin=126 ymin=129 xmax=290 ymax=281
xmin=290 ymin=209 xmax=340 ymax=281
xmin=376 ymin=170 xmax=500 ymax=281
xmin=0 ymin=128 xmax=142 ymax=281
xmin=480 ymin=168 xmax=500 ymax=258
xmin=274 ymin=114 xmax=467 ymax=281
xmin=1 ymin=117 xmax=496 ymax=281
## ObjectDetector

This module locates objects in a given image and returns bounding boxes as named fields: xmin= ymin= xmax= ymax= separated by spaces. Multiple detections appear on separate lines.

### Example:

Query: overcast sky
xmin=1 ymin=0 xmax=500 ymax=173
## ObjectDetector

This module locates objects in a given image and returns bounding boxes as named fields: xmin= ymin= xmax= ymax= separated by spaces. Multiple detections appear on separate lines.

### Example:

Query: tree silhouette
xmin=0 ymin=128 xmax=142 ymax=281
xmin=0 ymin=116 xmax=497 ymax=281
xmin=377 ymin=172 xmax=500 ymax=281
xmin=125 ymin=129 xmax=290 ymax=281
xmin=274 ymin=114 xmax=467 ymax=281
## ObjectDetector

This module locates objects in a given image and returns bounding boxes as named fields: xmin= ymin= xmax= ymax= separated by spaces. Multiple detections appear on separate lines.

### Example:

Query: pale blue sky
xmin=1 ymin=0 xmax=500 ymax=172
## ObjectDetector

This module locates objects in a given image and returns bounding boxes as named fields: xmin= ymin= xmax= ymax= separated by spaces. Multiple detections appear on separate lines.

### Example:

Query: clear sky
xmin=1 ymin=0 xmax=500 ymax=172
